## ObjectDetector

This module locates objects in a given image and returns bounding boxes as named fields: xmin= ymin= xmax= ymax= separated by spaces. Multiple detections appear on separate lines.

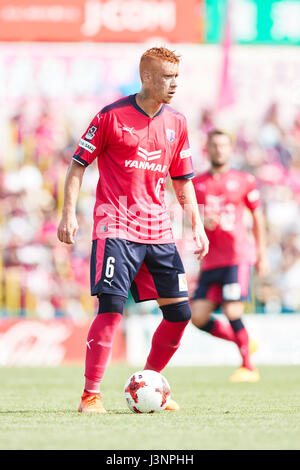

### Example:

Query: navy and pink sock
xmin=199 ymin=317 xmax=253 ymax=370
xmin=144 ymin=300 xmax=191 ymax=372
xmin=229 ymin=318 xmax=253 ymax=370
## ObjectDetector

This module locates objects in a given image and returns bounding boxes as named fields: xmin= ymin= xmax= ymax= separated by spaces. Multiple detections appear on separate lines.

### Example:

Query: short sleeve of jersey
xmin=169 ymin=117 xmax=194 ymax=180
xmin=72 ymin=111 xmax=109 ymax=167
xmin=244 ymin=173 xmax=261 ymax=212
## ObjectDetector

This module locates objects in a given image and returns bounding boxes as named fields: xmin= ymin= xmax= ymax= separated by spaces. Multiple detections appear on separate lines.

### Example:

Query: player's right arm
xmin=57 ymin=110 xmax=109 ymax=244
xmin=57 ymin=160 xmax=86 ymax=244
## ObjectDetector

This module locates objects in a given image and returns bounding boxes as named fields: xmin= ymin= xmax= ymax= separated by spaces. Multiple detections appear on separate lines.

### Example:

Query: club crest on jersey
xmin=166 ymin=128 xmax=175 ymax=142
xmin=85 ymin=125 xmax=97 ymax=140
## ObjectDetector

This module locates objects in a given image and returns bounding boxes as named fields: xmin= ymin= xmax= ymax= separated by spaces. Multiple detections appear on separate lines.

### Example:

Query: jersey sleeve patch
xmin=169 ymin=117 xmax=194 ymax=179
xmin=180 ymin=148 xmax=192 ymax=159
xmin=85 ymin=125 xmax=98 ymax=140
xmin=79 ymin=138 xmax=96 ymax=154
xmin=71 ymin=109 xmax=110 ymax=167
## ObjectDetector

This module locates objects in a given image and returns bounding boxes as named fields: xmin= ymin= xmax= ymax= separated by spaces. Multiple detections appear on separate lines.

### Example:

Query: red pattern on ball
xmin=125 ymin=375 xmax=146 ymax=403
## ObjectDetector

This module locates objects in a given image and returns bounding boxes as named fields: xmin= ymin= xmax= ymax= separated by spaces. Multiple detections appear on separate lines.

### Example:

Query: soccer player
xmin=57 ymin=47 xmax=209 ymax=413
xmin=191 ymin=129 xmax=269 ymax=382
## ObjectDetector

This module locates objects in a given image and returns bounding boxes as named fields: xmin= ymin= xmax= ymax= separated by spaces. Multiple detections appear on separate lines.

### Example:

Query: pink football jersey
xmin=72 ymin=95 xmax=193 ymax=243
xmin=193 ymin=169 xmax=260 ymax=269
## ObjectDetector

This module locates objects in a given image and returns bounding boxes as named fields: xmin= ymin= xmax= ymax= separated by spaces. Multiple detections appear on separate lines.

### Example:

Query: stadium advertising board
xmin=0 ymin=319 xmax=126 ymax=366
xmin=0 ymin=0 xmax=203 ymax=43
xmin=205 ymin=0 xmax=300 ymax=45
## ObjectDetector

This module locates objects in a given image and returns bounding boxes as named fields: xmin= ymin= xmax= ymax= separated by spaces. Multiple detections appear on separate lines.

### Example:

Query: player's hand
xmin=57 ymin=214 xmax=79 ymax=245
xmin=256 ymin=254 xmax=269 ymax=278
xmin=193 ymin=224 xmax=209 ymax=261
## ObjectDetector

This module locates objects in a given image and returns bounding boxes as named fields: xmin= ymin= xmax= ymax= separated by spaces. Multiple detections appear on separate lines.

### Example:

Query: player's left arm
xmin=169 ymin=116 xmax=208 ymax=259
xmin=172 ymin=178 xmax=209 ymax=260
xmin=252 ymin=208 xmax=269 ymax=278
xmin=244 ymin=174 xmax=269 ymax=278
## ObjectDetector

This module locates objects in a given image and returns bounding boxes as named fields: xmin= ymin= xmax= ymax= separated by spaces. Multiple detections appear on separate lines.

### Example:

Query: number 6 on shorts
xmin=105 ymin=256 xmax=115 ymax=278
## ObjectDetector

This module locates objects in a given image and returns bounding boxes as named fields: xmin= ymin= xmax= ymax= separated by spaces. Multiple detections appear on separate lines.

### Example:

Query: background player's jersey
xmin=72 ymin=95 xmax=193 ymax=244
xmin=193 ymin=169 xmax=260 ymax=270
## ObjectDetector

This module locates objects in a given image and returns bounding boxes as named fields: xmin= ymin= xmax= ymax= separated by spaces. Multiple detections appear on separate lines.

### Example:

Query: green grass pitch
xmin=1 ymin=364 xmax=300 ymax=450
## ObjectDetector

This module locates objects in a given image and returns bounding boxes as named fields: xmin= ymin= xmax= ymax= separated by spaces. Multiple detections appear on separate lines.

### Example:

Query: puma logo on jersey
xmin=86 ymin=339 xmax=94 ymax=350
xmin=123 ymin=126 xmax=135 ymax=136
xmin=104 ymin=279 xmax=114 ymax=287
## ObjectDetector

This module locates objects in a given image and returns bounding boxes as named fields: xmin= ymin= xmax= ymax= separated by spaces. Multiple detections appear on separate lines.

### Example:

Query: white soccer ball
xmin=124 ymin=370 xmax=171 ymax=413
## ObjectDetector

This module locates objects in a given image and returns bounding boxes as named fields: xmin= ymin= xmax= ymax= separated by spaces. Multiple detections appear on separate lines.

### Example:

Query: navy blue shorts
xmin=192 ymin=264 xmax=252 ymax=305
xmin=90 ymin=238 xmax=188 ymax=302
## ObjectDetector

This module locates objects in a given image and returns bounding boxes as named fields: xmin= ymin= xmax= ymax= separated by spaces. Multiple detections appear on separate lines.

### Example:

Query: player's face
xmin=207 ymin=134 xmax=232 ymax=167
xmin=149 ymin=60 xmax=179 ymax=104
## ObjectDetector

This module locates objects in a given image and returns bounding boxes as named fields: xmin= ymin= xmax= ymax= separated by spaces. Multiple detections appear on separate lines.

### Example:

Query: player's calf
xmin=144 ymin=299 xmax=191 ymax=372
xmin=144 ymin=299 xmax=191 ymax=412
xmin=191 ymin=299 xmax=235 ymax=342
xmin=81 ymin=294 xmax=126 ymax=407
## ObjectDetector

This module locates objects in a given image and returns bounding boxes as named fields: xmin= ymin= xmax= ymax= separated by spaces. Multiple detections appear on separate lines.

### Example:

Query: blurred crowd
xmin=1 ymin=100 xmax=300 ymax=319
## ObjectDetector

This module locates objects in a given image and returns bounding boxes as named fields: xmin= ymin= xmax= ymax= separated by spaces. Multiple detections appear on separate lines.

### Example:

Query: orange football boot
xmin=229 ymin=367 xmax=260 ymax=383
xmin=78 ymin=391 xmax=107 ymax=414
xmin=165 ymin=398 xmax=180 ymax=411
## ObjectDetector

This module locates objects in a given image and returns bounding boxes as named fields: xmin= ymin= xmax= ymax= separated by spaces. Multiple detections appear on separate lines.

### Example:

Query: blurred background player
xmin=57 ymin=47 xmax=209 ymax=413
xmin=191 ymin=129 xmax=269 ymax=382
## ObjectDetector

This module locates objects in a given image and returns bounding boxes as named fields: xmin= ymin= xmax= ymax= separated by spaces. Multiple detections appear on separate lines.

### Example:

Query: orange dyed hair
xmin=139 ymin=47 xmax=180 ymax=82
xmin=140 ymin=47 xmax=180 ymax=65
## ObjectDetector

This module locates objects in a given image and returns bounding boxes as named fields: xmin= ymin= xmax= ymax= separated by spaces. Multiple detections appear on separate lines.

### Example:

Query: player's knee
xmin=190 ymin=309 xmax=208 ymax=328
xmin=190 ymin=299 xmax=215 ymax=327
xmin=98 ymin=293 xmax=127 ymax=315
xmin=159 ymin=300 xmax=191 ymax=323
